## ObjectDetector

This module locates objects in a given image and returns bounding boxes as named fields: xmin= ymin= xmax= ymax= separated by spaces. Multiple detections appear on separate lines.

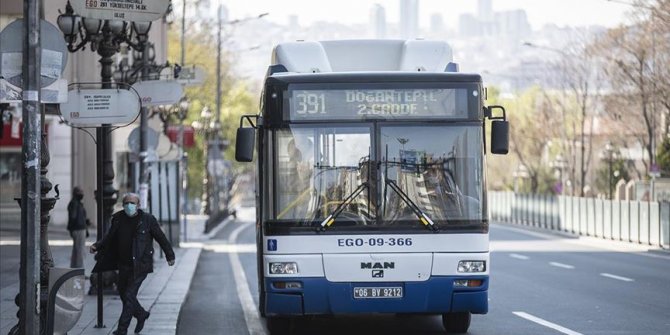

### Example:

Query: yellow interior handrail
xmin=276 ymin=188 xmax=312 ymax=219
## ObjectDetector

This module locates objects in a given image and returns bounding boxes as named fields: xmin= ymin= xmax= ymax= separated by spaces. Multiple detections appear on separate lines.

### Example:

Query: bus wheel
xmin=266 ymin=317 xmax=293 ymax=335
xmin=442 ymin=312 xmax=470 ymax=334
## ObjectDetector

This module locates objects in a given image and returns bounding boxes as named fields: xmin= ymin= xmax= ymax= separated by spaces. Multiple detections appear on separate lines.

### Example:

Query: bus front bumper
xmin=264 ymin=276 xmax=488 ymax=316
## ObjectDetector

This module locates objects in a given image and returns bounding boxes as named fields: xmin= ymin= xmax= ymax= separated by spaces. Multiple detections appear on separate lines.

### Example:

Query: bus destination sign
xmin=289 ymin=88 xmax=469 ymax=120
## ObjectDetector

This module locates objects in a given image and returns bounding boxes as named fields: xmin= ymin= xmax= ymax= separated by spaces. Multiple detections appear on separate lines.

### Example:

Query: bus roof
xmin=266 ymin=72 xmax=482 ymax=86
xmin=271 ymin=40 xmax=458 ymax=74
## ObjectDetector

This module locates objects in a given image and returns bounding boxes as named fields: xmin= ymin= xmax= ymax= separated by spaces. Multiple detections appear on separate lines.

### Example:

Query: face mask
xmin=75 ymin=194 xmax=84 ymax=200
xmin=124 ymin=203 xmax=138 ymax=217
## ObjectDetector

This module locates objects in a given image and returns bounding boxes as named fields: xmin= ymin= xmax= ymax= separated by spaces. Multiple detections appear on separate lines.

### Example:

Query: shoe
xmin=112 ymin=330 xmax=127 ymax=335
xmin=134 ymin=311 xmax=150 ymax=333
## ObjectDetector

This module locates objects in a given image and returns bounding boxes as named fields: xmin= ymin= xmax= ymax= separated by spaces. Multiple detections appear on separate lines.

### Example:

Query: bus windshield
xmin=272 ymin=124 xmax=483 ymax=230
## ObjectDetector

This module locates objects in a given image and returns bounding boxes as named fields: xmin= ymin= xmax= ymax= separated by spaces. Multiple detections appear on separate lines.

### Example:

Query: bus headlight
xmin=457 ymin=260 xmax=486 ymax=273
xmin=269 ymin=262 xmax=299 ymax=274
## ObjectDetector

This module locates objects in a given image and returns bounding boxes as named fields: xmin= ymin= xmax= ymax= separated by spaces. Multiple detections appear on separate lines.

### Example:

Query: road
xmin=178 ymin=207 xmax=670 ymax=335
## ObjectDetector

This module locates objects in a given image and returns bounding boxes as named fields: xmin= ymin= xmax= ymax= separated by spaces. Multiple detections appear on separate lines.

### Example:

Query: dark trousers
xmin=116 ymin=265 xmax=148 ymax=332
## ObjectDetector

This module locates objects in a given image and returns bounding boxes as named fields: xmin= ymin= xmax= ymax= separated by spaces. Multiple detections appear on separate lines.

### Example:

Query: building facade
xmin=0 ymin=0 xmax=169 ymax=229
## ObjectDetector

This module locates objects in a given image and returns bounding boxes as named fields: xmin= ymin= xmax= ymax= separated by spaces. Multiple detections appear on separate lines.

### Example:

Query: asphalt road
xmin=178 ymin=207 xmax=670 ymax=335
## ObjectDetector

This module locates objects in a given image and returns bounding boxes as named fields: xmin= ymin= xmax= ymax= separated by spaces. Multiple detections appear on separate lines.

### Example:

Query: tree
xmin=166 ymin=19 xmax=257 ymax=200
xmin=505 ymin=86 xmax=560 ymax=193
xmin=594 ymin=0 xmax=670 ymax=178
xmin=541 ymin=32 xmax=605 ymax=196
xmin=657 ymin=136 xmax=670 ymax=177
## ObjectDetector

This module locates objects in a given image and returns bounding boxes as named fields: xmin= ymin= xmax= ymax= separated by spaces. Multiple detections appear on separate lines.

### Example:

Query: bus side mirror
xmin=235 ymin=127 xmax=255 ymax=162
xmin=486 ymin=105 xmax=509 ymax=155
xmin=491 ymin=120 xmax=509 ymax=155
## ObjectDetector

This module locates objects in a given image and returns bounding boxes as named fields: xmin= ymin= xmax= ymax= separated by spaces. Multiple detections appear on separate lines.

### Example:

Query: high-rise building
xmin=430 ymin=13 xmax=444 ymax=34
xmin=496 ymin=10 xmax=532 ymax=39
xmin=370 ymin=4 xmax=387 ymax=39
xmin=478 ymin=0 xmax=494 ymax=21
xmin=478 ymin=0 xmax=495 ymax=36
xmin=399 ymin=0 xmax=419 ymax=39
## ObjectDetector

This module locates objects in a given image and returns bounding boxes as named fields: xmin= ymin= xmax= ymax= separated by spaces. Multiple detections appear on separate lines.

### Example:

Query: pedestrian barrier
xmin=488 ymin=192 xmax=670 ymax=249
xmin=47 ymin=268 xmax=85 ymax=335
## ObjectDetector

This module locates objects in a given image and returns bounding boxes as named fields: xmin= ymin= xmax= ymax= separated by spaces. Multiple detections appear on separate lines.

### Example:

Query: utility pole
xmin=20 ymin=0 xmax=41 ymax=333
xmin=216 ymin=3 xmax=223 ymax=125
xmin=139 ymin=41 xmax=150 ymax=209
xmin=179 ymin=0 xmax=188 ymax=241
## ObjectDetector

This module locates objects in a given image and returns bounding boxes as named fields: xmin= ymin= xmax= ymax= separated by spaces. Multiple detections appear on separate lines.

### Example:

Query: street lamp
xmin=57 ymin=2 xmax=151 ymax=53
xmin=192 ymin=107 xmax=214 ymax=215
xmin=176 ymin=97 xmax=191 ymax=241
xmin=551 ymin=154 xmax=569 ymax=195
xmin=513 ymin=164 xmax=530 ymax=193
xmin=600 ymin=142 xmax=620 ymax=200
xmin=57 ymin=0 xmax=155 ymax=328
xmin=113 ymin=43 xmax=167 ymax=84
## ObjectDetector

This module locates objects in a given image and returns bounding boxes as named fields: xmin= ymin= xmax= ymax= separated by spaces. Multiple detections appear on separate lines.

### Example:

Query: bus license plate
xmin=353 ymin=287 xmax=403 ymax=299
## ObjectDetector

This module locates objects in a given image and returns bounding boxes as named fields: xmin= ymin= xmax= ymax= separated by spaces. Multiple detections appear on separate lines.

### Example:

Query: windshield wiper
xmin=385 ymin=178 xmax=439 ymax=232
xmin=381 ymin=159 xmax=439 ymax=232
xmin=318 ymin=182 xmax=369 ymax=231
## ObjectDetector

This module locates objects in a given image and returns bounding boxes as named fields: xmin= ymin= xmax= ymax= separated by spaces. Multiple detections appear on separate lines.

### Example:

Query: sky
xmin=215 ymin=0 xmax=636 ymax=30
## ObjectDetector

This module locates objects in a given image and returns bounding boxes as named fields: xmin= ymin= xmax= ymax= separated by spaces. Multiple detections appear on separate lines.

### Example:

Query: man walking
xmin=67 ymin=186 xmax=89 ymax=268
xmin=90 ymin=193 xmax=175 ymax=335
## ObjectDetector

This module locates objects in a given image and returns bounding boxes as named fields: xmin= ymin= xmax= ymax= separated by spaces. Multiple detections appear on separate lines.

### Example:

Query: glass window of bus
xmin=274 ymin=126 xmax=374 ymax=225
xmin=380 ymin=125 xmax=483 ymax=225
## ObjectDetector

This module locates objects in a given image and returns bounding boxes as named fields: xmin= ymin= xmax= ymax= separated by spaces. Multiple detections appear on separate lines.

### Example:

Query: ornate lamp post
xmin=56 ymin=0 xmax=153 ymax=327
xmin=600 ymin=142 xmax=620 ymax=200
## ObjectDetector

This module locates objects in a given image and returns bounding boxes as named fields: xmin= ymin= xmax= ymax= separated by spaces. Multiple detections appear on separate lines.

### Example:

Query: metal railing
xmin=488 ymin=192 xmax=670 ymax=249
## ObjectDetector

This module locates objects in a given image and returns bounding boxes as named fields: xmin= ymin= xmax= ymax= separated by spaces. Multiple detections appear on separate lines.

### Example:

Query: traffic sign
xmin=60 ymin=88 xmax=140 ymax=126
xmin=0 ymin=78 xmax=68 ymax=103
xmin=69 ymin=0 xmax=170 ymax=22
xmin=0 ymin=19 xmax=68 ymax=88
xmin=132 ymin=80 xmax=183 ymax=106
xmin=127 ymin=126 xmax=159 ymax=153
xmin=176 ymin=66 xmax=207 ymax=86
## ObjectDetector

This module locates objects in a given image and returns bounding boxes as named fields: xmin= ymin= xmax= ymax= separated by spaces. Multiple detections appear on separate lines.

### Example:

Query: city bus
xmin=235 ymin=40 xmax=509 ymax=334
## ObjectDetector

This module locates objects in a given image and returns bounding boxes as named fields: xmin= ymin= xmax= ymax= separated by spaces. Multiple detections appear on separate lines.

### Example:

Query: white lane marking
xmin=204 ymin=243 xmax=257 ymax=253
xmin=493 ymin=224 xmax=670 ymax=260
xmin=0 ymin=240 xmax=94 ymax=246
xmin=513 ymin=311 xmax=583 ymax=335
xmin=229 ymin=222 xmax=268 ymax=335
xmin=549 ymin=262 xmax=575 ymax=269
xmin=600 ymin=273 xmax=635 ymax=282
xmin=510 ymin=253 xmax=529 ymax=260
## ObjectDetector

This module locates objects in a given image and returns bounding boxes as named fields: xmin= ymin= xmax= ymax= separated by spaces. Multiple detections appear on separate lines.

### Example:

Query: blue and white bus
xmin=235 ymin=40 xmax=509 ymax=334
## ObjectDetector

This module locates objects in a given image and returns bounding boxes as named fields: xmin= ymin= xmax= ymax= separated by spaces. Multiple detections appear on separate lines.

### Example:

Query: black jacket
xmin=67 ymin=199 xmax=88 ymax=231
xmin=92 ymin=209 xmax=175 ymax=275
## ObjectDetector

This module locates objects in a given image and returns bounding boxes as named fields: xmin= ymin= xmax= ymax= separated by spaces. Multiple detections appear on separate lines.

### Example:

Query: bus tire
xmin=442 ymin=312 xmax=470 ymax=334
xmin=266 ymin=316 xmax=292 ymax=335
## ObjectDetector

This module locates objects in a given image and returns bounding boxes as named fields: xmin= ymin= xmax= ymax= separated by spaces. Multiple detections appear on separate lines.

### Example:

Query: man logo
xmin=372 ymin=270 xmax=384 ymax=278
xmin=360 ymin=262 xmax=395 ymax=269
xmin=267 ymin=239 xmax=277 ymax=251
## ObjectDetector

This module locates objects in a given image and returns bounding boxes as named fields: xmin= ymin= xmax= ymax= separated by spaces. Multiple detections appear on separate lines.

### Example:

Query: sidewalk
xmin=0 ymin=214 xmax=215 ymax=335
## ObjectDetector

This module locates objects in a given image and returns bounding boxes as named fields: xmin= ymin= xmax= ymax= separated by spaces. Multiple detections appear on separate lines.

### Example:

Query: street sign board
xmin=70 ymin=0 xmax=170 ymax=22
xmin=132 ymin=80 xmax=183 ymax=106
xmin=127 ymin=126 xmax=159 ymax=153
xmin=60 ymin=88 xmax=140 ymax=126
xmin=176 ymin=66 xmax=207 ymax=86
xmin=0 ymin=19 xmax=68 ymax=88
xmin=0 ymin=78 xmax=68 ymax=103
